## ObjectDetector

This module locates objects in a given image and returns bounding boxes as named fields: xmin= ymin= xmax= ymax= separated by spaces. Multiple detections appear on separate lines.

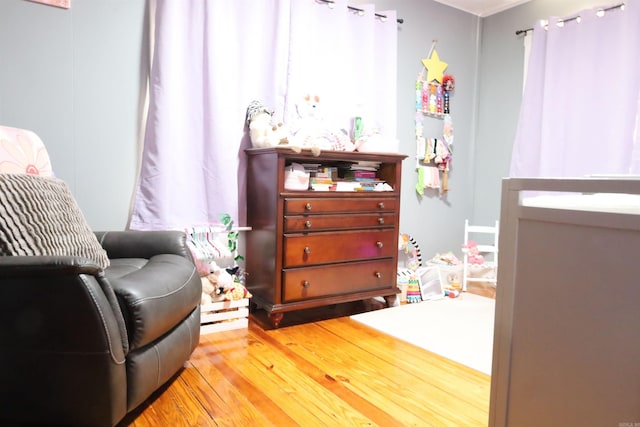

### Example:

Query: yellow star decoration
xmin=421 ymin=49 xmax=448 ymax=84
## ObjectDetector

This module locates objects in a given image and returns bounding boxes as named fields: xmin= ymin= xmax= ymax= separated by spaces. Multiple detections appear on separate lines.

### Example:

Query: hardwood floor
xmin=119 ymin=286 xmax=493 ymax=427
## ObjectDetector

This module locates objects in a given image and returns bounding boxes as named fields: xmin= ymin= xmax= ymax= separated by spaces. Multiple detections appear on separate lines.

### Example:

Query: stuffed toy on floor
xmin=200 ymin=261 xmax=252 ymax=304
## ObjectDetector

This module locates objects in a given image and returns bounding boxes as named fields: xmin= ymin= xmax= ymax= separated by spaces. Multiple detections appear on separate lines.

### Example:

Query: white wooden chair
xmin=462 ymin=219 xmax=499 ymax=291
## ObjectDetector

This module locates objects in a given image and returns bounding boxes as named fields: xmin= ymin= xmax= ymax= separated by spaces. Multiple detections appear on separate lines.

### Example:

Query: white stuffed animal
xmin=200 ymin=261 xmax=235 ymax=305
xmin=206 ymin=261 xmax=252 ymax=302
xmin=246 ymin=100 xmax=300 ymax=151
xmin=200 ymin=277 xmax=215 ymax=305
xmin=246 ymin=101 xmax=276 ymax=148
xmin=208 ymin=262 xmax=235 ymax=293
xmin=291 ymin=94 xmax=355 ymax=154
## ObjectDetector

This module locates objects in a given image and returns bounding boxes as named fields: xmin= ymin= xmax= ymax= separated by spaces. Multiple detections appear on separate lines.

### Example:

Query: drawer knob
xmin=305 ymin=220 xmax=312 ymax=228
xmin=376 ymin=241 xmax=383 ymax=248
xmin=305 ymin=202 xmax=312 ymax=211
xmin=303 ymin=281 xmax=311 ymax=288
xmin=304 ymin=246 xmax=311 ymax=254
xmin=375 ymin=272 xmax=382 ymax=279
xmin=378 ymin=202 xmax=385 ymax=209
xmin=378 ymin=217 xmax=385 ymax=224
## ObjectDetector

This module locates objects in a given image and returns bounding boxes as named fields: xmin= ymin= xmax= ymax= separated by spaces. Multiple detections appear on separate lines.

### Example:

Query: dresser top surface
xmin=245 ymin=147 xmax=408 ymax=162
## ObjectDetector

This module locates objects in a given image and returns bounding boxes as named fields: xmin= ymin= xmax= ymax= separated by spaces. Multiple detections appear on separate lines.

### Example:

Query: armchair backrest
xmin=0 ymin=125 xmax=53 ymax=177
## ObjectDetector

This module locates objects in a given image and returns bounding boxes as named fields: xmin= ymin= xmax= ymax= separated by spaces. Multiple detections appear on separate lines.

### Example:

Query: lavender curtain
xmin=510 ymin=2 xmax=640 ymax=178
xmin=129 ymin=0 xmax=397 ymax=230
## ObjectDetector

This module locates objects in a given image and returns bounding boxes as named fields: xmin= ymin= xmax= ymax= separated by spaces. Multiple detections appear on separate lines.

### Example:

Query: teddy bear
xmin=222 ymin=282 xmax=252 ymax=301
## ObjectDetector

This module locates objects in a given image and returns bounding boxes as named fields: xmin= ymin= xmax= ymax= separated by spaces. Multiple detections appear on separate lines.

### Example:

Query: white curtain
xmin=521 ymin=31 xmax=532 ymax=94
xmin=510 ymin=1 xmax=640 ymax=178
xmin=285 ymin=1 xmax=397 ymax=135
xmin=129 ymin=0 xmax=397 ymax=230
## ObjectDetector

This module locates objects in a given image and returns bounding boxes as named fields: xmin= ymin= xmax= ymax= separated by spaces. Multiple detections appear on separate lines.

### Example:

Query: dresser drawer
xmin=284 ymin=197 xmax=397 ymax=214
xmin=284 ymin=212 xmax=395 ymax=232
xmin=282 ymin=259 xmax=396 ymax=302
xmin=283 ymin=229 xmax=397 ymax=267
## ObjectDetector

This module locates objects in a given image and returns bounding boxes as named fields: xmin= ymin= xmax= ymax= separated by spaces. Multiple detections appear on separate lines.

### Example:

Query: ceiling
xmin=433 ymin=0 xmax=534 ymax=17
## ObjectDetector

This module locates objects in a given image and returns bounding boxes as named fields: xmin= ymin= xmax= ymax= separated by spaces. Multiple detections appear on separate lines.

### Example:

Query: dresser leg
xmin=268 ymin=312 xmax=284 ymax=328
xmin=384 ymin=294 xmax=399 ymax=307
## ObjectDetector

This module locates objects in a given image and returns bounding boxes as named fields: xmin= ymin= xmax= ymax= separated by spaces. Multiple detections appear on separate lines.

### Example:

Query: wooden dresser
xmin=245 ymin=147 xmax=407 ymax=327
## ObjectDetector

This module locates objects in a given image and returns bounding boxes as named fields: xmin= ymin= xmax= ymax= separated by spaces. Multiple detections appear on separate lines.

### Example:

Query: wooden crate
xmin=200 ymin=297 xmax=249 ymax=335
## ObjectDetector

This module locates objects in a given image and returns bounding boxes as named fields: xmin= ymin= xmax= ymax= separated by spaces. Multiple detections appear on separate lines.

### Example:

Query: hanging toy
xmin=422 ymin=85 xmax=429 ymax=112
xmin=434 ymin=139 xmax=452 ymax=195
xmin=414 ymin=44 xmax=456 ymax=197
xmin=443 ymin=74 xmax=455 ymax=91
xmin=442 ymin=74 xmax=455 ymax=114
xmin=443 ymin=91 xmax=450 ymax=114
xmin=443 ymin=115 xmax=454 ymax=146
xmin=428 ymin=82 xmax=437 ymax=113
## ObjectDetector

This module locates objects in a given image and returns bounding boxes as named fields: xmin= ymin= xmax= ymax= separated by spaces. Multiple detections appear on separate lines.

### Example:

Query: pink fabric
xmin=0 ymin=126 xmax=53 ymax=177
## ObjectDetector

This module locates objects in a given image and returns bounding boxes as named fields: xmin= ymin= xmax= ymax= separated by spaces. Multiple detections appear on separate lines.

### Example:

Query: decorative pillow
xmin=0 ymin=126 xmax=53 ymax=177
xmin=0 ymin=173 xmax=110 ymax=269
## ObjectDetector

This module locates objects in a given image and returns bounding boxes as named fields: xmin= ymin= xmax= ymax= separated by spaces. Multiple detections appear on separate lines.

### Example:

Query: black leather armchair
xmin=0 ymin=230 xmax=202 ymax=427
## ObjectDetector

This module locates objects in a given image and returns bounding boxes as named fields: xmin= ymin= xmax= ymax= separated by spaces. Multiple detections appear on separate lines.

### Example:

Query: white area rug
xmin=351 ymin=293 xmax=495 ymax=375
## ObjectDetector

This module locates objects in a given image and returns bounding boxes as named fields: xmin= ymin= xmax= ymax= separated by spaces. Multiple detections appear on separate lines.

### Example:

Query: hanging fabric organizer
xmin=184 ymin=224 xmax=251 ymax=271
xmin=415 ymin=41 xmax=455 ymax=197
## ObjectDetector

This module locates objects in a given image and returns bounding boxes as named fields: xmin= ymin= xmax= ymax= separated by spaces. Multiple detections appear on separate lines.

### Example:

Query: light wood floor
xmin=119 ymin=285 xmax=494 ymax=427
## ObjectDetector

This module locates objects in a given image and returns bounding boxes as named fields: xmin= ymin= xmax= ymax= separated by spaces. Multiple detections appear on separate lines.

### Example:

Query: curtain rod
xmin=515 ymin=2 xmax=624 ymax=36
xmin=317 ymin=0 xmax=404 ymax=24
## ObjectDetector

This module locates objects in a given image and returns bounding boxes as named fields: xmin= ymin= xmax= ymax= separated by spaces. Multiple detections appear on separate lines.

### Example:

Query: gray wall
xmin=0 ymin=0 xmax=602 ymax=258
xmin=355 ymin=0 xmax=482 ymax=260
xmin=0 ymin=0 xmax=148 ymax=230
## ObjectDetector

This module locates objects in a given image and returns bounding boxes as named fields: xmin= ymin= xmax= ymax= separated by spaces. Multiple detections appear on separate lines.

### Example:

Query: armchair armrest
xmin=0 ymin=255 xmax=102 ymax=277
xmin=95 ymin=230 xmax=194 ymax=262
xmin=0 ymin=255 xmax=127 ymax=356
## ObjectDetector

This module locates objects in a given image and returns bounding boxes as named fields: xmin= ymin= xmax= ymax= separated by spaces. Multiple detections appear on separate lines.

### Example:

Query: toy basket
xmin=200 ymin=296 xmax=249 ymax=334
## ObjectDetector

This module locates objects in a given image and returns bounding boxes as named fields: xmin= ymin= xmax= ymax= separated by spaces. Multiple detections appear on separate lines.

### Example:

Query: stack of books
xmin=341 ymin=162 xmax=383 ymax=191
xmin=310 ymin=166 xmax=337 ymax=191
xmin=305 ymin=161 xmax=388 ymax=192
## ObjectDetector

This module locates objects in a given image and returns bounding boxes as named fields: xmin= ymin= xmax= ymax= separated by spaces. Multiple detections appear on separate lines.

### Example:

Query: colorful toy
xmin=405 ymin=276 xmax=422 ymax=303
xmin=444 ymin=289 xmax=460 ymax=298
xmin=442 ymin=74 xmax=455 ymax=91
xmin=398 ymin=233 xmax=423 ymax=271
xmin=461 ymin=240 xmax=484 ymax=265
xmin=414 ymin=47 xmax=456 ymax=197
xmin=442 ymin=74 xmax=455 ymax=114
